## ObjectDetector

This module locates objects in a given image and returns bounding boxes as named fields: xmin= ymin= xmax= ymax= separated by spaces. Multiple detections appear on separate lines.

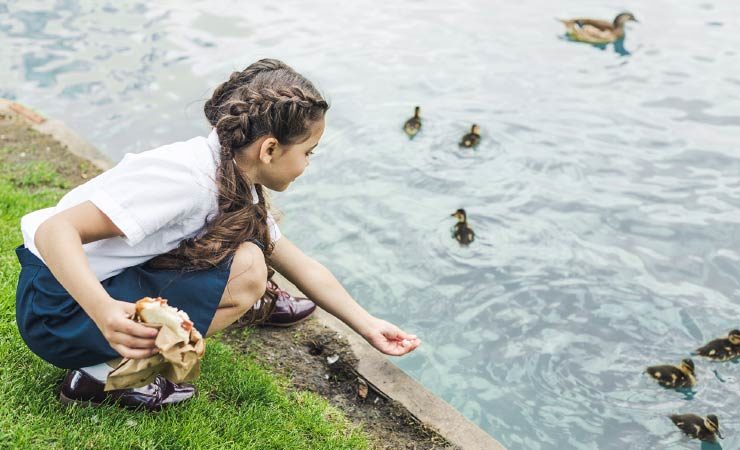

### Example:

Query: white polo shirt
xmin=20 ymin=129 xmax=281 ymax=281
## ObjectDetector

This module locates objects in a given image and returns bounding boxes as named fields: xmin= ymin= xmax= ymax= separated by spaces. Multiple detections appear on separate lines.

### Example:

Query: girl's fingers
xmin=379 ymin=338 xmax=420 ymax=356
xmin=110 ymin=332 xmax=157 ymax=349
xmin=115 ymin=345 xmax=159 ymax=360
xmin=383 ymin=328 xmax=407 ymax=340
xmin=401 ymin=344 xmax=419 ymax=355
xmin=397 ymin=339 xmax=421 ymax=355
xmin=394 ymin=329 xmax=418 ymax=341
xmin=121 ymin=320 xmax=160 ymax=339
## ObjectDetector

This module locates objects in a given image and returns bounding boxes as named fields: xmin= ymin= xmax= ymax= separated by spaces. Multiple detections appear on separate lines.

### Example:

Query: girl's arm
xmin=270 ymin=237 xmax=420 ymax=356
xmin=34 ymin=201 xmax=159 ymax=359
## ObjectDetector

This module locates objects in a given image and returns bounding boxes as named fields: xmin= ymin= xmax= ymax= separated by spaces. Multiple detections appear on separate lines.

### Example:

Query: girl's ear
xmin=258 ymin=137 xmax=279 ymax=164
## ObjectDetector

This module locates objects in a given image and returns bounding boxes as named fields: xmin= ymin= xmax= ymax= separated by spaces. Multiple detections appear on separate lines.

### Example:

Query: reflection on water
xmin=3 ymin=0 xmax=740 ymax=448
xmin=560 ymin=35 xmax=632 ymax=56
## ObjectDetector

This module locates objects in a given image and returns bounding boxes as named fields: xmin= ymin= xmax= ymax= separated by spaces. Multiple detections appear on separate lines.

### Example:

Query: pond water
xmin=3 ymin=1 xmax=740 ymax=448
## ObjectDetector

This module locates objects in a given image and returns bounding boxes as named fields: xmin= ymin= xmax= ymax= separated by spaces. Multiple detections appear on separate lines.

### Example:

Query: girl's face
xmin=261 ymin=118 xmax=325 ymax=192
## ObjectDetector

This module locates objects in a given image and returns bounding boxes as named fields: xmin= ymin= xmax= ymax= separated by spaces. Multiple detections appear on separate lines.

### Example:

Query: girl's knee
xmin=220 ymin=242 xmax=267 ymax=312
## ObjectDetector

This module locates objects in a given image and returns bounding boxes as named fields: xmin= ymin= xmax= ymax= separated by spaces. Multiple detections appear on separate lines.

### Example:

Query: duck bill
xmin=716 ymin=430 xmax=724 ymax=439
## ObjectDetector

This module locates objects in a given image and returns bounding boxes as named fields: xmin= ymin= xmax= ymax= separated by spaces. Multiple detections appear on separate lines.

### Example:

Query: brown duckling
xmin=459 ymin=124 xmax=481 ymax=148
xmin=646 ymin=359 xmax=696 ymax=389
xmin=403 ymin=106 xmax=421 ymax=138
xmin=669 ymin=414 xmax=723 ymax=443
xmin=451 ymin=209 xmax=475 ymax=246
xmin=560 ymin=12 xmax=638 ymax=44
xmin=694 ymin=329 xmax=740 ymax=361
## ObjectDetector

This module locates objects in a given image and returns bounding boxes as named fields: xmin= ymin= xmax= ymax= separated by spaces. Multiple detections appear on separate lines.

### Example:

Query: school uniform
xmin=15 ymin=130 xmax=281 ymax=369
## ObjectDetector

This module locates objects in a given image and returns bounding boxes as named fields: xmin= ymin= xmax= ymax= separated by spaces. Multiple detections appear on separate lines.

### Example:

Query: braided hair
xmin=148 ymin=59 xmax=328 ymax=280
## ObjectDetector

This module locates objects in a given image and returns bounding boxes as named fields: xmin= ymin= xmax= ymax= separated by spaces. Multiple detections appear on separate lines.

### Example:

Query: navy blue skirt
xmin=14 ymin=245 xmax=232 ymax=369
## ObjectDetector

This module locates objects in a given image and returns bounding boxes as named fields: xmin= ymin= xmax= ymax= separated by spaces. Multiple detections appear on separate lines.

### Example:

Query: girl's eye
xmin=306 ymin=150 xmax=315 ymax=157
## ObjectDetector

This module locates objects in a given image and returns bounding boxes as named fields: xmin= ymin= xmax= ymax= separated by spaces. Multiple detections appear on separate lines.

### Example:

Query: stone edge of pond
xmin=0 ymin=98 xmax=506 ymax=450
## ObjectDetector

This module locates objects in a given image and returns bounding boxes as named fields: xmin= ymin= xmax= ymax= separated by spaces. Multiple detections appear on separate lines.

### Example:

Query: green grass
xmin=7 ymin=161 xmax=70 ymax=190
xmin=0 ymin=165 xmax=368 ymax=449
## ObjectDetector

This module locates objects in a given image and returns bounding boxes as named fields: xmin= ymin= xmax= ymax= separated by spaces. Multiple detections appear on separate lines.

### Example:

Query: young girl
xmin=15 ymin=58 xmax=421 ymax=410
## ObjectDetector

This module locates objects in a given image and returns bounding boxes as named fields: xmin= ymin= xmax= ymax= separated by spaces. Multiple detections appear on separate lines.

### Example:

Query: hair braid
xmin=148 ymin=59 xmax=328 ymax=325
xmin=204 ymin=59 xmax=290 ymax=126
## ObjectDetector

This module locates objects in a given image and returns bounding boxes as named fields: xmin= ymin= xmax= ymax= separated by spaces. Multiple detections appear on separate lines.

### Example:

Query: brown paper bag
xmin=105 ymin=319 xmax=205 ymax=391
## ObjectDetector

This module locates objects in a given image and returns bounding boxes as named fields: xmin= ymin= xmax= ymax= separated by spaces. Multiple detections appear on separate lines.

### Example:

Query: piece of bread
xmin=135 ymin=297 xmax=194 ymax=342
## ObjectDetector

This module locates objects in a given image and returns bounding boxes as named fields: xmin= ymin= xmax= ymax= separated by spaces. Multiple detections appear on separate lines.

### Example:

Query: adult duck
xmin=560 ymin=12 xmax=638 ymax=44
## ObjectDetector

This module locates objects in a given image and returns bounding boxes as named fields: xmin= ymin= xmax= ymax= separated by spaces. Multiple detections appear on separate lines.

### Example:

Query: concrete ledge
xmin=0 ymin=99 xmax=113 ymax=171
xmin=2 ymin=98 xmax=506 ymax=450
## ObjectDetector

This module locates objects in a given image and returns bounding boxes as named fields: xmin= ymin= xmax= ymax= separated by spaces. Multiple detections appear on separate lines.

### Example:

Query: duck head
xmin=614 ymin=12 xmax=638 ymax=27
xmin=679 ymin=358 xmax=695 ymax=375
xmin=705 ymin=414 xmax=723 ymax=439
xmin=729 ymin=329 xmax=740 ymax=345
xmin=471 ymin=124 xmax=481 ymax=135
xmin=451 ymin=208 xmax=467 ymax=222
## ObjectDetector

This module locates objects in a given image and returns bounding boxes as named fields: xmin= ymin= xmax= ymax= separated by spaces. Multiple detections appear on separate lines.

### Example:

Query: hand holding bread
xmin=93 ymin=298 xmax=159 ymax=360
xmin=105 ymin=296 xmax=206 ymax=390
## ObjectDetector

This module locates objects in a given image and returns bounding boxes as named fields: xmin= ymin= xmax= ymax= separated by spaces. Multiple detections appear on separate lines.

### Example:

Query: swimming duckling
xmin=459 ymin=124 xmax=481 ymax=148
xmin=451 ymin=209 xmax=475 ymax=246
xmin=646 ymin=359 xmax=696 ymax=389
xmin=559 ymin=12 xmax=638 ymax=45
xmin=694 ymin=329 xmax=740 ymax=361
xmin=669 ymin=414 xmax=723 ymax=443
xmin=403 ymin=106 xmax=422 ymax=138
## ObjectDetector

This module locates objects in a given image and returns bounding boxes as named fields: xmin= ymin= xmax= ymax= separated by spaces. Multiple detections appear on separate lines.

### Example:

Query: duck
xmin=645 ymin=359 xmax=696 ymax=389
xmin=559 ymin=12 xmax=638 ymax=45
xmin=669 ymin=414 xmax=723 ymax=443
xmin=403 ymin=106 xmax=422 ymax=138
xmin=694 ymin=329 xmax=740 ymax=361
xmin=459 ymin=124 xmax=481 ymax=148
xmin=451 ymin=209 xmax=475 ymax=246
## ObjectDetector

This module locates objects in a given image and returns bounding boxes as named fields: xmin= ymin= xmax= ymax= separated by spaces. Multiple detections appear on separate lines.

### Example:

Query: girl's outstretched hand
xmin=361 ymin=317 xmax=421 ymax=356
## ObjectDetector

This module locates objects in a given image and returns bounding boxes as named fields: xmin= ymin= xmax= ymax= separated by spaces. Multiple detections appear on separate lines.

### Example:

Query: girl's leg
xmin=206 ymin=241 xmax=267 ymax=337
xmin=59 ymin=244 xmax=265 ymax=410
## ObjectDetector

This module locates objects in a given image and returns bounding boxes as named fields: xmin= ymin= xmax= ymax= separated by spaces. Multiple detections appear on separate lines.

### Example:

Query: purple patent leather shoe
xmin=261 ymin=280 xmax=316 ymax=327
xmin=59 ymin=369 xmax=196 ymax=411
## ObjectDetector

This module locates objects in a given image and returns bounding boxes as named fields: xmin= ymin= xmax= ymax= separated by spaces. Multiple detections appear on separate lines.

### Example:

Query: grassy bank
xmin=0 ymin=117 xmax=369 ymax=449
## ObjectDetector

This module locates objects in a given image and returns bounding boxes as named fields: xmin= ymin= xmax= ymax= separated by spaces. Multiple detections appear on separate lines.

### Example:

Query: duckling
xmin=403 ymin=106 xmax=422 ymax=138
xmin=459 ymin=124 xmax=481 ymax=148
xmin=646 ymin=359 xmax=696 ymax=389
xmin=694 ymin=329 xmax=740 ymax=361
xmin=669 ymin=414 xmax=723 ymax=443
xmin=451 ymin=209 xmax=475 ymax=246
xmin=559 ymin=12 xmax=639 ymax=45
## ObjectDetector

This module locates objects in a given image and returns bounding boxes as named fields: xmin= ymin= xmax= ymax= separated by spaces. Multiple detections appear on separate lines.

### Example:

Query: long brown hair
xmin=148 ymin=59 xmax=328 ymax=319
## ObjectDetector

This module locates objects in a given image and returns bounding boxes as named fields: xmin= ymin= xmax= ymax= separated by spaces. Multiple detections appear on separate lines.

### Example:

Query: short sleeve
xmin=87 ymin=151 xmax=205 ymax=247
xmin=267 ymin=212 xmax=282 ymax=242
